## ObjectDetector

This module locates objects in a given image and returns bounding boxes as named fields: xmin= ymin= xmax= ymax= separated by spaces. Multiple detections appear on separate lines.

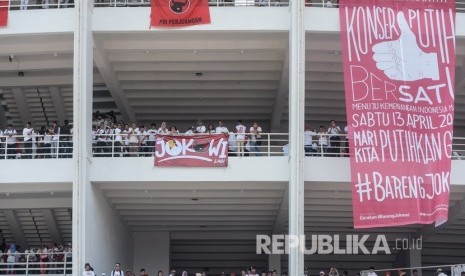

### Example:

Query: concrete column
xmin=268 ymin=254 xmax=281 ymax=276
xmin=409 ymin=247 xmax=422 ymax=276
xmin=72 ymin=0 xmax=94 ymax=274
xmin=288 ymin=0 xmax=305 ymax=273
xmin=133 ymin=232 xmax=170 ymax=274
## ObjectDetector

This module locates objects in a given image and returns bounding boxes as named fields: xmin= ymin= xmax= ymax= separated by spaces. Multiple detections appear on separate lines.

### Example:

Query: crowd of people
xmin=91 ymin=111 xmax=265 ymax=157
xmin=5 ymin=115 xmax=462 ymax=159
xmin=0 ymin=113 xmax=352 ymax=159
xmin=0 ymin=242 xmax=72 ymax=274
xmin=0 ymin=120 xmax=73 ymax=159
xmin=83 ymin=264 xmax=451 ymax=276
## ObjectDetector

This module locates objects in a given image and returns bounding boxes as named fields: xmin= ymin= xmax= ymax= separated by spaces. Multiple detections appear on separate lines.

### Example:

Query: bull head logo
xmin=170 ymin=0 xmax=189 ymax=14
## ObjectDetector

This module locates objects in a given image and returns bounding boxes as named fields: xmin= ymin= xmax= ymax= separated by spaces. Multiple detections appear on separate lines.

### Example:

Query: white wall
xmin=0 ymin=9 xmax=74 ymax=35
xmin=85 ymin=184 xmax=134 ymax=275
xmin=0 ymin=159 xmax=73 ymax=184
xmin=91 ymin=157 xmax=289 ymax=182
xmin=93 ymin=7 xmax=289 ymax=32
xmin=133 ymin=231 xmax=170 ymax=275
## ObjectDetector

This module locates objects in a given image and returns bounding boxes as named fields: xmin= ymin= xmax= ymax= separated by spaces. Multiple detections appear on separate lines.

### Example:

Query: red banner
xmin=0 ymin=0 xmax=8 ymax=27
xmin=339 ymin=0 xmax=456 ymax=228
xmin=154 ymin=134 xmax=228 ymax=167
xmin=150 ymin=0 xmax=210 ymax=28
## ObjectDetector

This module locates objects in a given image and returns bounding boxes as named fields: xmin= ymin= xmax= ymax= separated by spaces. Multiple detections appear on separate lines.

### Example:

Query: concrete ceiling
xmin=0 ymin=32 xmax=464 ymax=134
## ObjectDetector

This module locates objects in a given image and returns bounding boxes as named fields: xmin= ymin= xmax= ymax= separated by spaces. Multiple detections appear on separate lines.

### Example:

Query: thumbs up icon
xmin=372 ymin=12 xmax=439 ymax=81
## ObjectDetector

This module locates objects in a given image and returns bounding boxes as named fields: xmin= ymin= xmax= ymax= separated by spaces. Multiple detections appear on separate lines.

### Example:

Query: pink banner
xmin=154 ymin=134 xmax=228 ymax=167
xmin=0 ymin=0 xmax=8 ymax=27
xmin=339 ymin=0 xmax=456 ymax=228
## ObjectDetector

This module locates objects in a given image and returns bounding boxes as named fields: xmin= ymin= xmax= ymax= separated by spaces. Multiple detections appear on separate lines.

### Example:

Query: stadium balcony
xmin=2 ymin=1 xmax=465 ymax=275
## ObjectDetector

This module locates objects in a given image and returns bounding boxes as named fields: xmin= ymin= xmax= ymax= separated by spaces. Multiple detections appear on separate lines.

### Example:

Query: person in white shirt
xmin=327 ymin=120 xmax=342 ymax=156
xmin=195 ymin=120 xmax=206 ymax=134
xmin=304 ymin=126 xmax=317 ymax=156
xmin=185 ymin=126 xmax=195 ymax=135
xmin=367 ymin=267 xmax=377 ymax=276
xmin=207 ymin=124 xmax=216 ymax=134
xmin=128 ymin=123 xmax=140 ymax=156
xmin=113 ymin=123 xmax=123 ymax=157
xmin=50 ymin=121 xmax=60 ymax=158
xmin=215 ymin=120 xmax=229 ymax=134
xmin=317 ymin=125 xmax=328 ymax=156
xmin=228 ymin=133 xmax=236 ymax=155
xmin=247 ymin=266 xmax=259 ymax=276
xmin=436 ymin=269 xmax=447 ymax=276
xmin=22 ymin=122 xmax=34 ymax=159
xmin=158 ymin=121 xmax=169 ymax=135
xmin=169 ymin=125 xmax=179 ymax=135
xmin=6 ymin=244 xmax=18 ymax=274
xmin=111 ymin=263 xmax=124 ymax=276
xmin=146 ymin=123 xmax=158 ymax=155
xmin=4 ymin=124 xmax=17 ymax=159
xmin=138 ymin=125 xmax=149 ymax=156
xmin=235 ymin=120 xmax=247 ymax=157
xmin=43 ymin=128 xmax=54 ymax=158
xmin=83 ymin=263 xmax=95 ymax=276
xmin=96 ymin=124 xmax=109 ymax=157
xmin=249 ymin=121 xmax=262 ymax=156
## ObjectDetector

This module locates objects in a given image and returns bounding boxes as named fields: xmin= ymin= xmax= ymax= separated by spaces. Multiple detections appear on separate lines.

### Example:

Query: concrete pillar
xmin=288 ymin=0 xmax=305 ymax=274
xmin=409 ymin=247 xmax=422 ymax=276
xmin=72 ymin=0 xmax=94 ymax=274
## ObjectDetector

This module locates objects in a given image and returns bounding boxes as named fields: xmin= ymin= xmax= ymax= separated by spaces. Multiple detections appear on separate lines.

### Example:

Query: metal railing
xmin=0 ymin=134 xmax=73 ymax=159
xmin=0 ymin=252 xmax=72 ymax=276
xmin=0 ymin=133 xmax=464 ymax=159
xmin=1 ymin=0 xmax=465 ymax=11
xmin=0 ymin=0 xmax=74 ymax=10
xmin=93 ymin=0 xmax=288 ymax=7
xmin=92 ymin=133 xmax=290 ymax=157
xmin=90 ymin=133 xmax=465 ymax=159
xmin=95 ymin=0 xmax=465 ymax=10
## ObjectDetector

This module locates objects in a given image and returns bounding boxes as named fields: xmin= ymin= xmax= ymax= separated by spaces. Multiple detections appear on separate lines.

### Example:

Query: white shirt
xmin=112 ymin=270 xmax=123 ymax=276
xmin=228 ymin=134 xmax=236 ymax=151
xmin=52 ymin=126 xmax=60 ymax=141
xmin=97 ymin=128 xmax=107 ymax=142
xmin=327 ymin=126 xmax=341 ymax=137
xmin=304 ymin=130 xmax=316 ymax=146
xmin=147 ymin=129 xmax=158 ymax=141
xmin=367 ymin=272 xmax=378 ymax=276
xmin=23 ymin=127 xmax=34 ymax=141
xmin=185 ymin=129 xmax=194 ymax=135
xmin=196 ymin=125 xmax=206 ymax=133
xmin=158 ymin=128 xmax=169 ymax=135
xmin=83 ymin=271 xmax=96 ymax=276
xmin=249 ymin=126 xmax=262 ymax=141
xmin=4 ymin=129 xmax=17 ymax=144
xmin=44 ymin=134 xmax=53 ymax=144
xmin=318 ymin=131 xmax=328 ymax=146
xmin=215 ymin=126 xmax=229 ymax=134
xmin=122 ymin=129 xmax=129 ymax=145
xmin=128 ymin=128 xmax=139 ymax=143
xmin=138 ymin=130 xmax=147 ymax=144
xmin=6 ymin=250 xmax=16 ymax=263
xmin=114 ymin=128 xmax=122 ymax=142
xmin=235 ymin=124 xmax=246 ymax=140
